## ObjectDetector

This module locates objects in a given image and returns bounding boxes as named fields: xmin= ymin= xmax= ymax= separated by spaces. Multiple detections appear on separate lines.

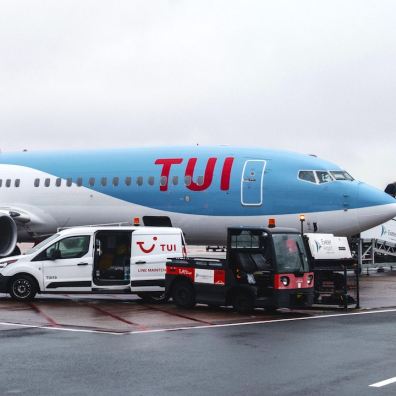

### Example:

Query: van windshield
xmin=272 ymin=234 xmax=310 ymax=273
xmin=25 ymin=233 xmax=60 ymax=255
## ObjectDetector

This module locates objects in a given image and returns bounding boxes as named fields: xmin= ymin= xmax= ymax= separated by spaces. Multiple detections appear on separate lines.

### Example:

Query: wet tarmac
xmin=1 ymin=270 xmax=396 ymax=395
xmin=2 ymin=308 xmax=396 ymax=396
xmin=0 ymin=294 xmax=309 ymax=334
xmin=0 ymin=269 xmax=396 ymax=334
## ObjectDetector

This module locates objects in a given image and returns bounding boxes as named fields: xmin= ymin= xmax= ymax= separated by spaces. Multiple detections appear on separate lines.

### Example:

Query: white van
xmin=0 ymin=226 xmax=186 ymax=302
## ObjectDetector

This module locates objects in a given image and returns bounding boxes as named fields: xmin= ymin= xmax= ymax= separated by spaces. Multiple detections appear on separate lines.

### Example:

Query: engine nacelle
xmin=0 ymin=214 xmax=18 ymax=257
xmin=385 ymin=182 xmax=396 ymax=198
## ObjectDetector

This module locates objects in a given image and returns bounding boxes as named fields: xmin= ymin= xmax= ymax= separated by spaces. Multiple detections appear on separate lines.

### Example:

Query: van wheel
xmin=137 ymin=292 xmax=169 ymax=304
xmin=9 ymin=275 xmax=37 ymax=301
xmin=233 ymin=291 xmax=254 ymax=314
xmin=172 ymin=280 xmax=196 ymax=308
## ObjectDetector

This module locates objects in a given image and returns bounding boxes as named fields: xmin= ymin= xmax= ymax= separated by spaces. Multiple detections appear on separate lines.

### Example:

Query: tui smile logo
xmin=136 ymin=237 xmax=158 ymax=254
xmin=315 ymin=240 xmax=322 ymax=252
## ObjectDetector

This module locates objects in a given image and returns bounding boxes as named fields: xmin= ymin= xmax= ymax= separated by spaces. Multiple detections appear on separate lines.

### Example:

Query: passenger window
xmin=184 ymin=176 xmax=191 ymax=186
xmin=125 ymin=176 xmax=132 ymax=186
xmin=101 ymin=177 xmax=107 ymax=187
xmin=197 ymin=176 xmax=204 ymax=186
xmin=44 ymin=178 xmax=50 ymax=187
xmin=148 ymin=176 xmax=154 ymax=186
xmin=112 ymin=177 xmax=119 ymax=187
xmin=66 ymin=178 xmax=73 ymax=187
xmin=298 ymin=171 xmax=316 ymax=184
xmin=6 ymin=179 xmax=11 ymax=188
xmin=40 ymin=236 xmax=91 ymax=260
xmin=55 ymin=178 xmax=62 ymax=187
xmin=58 ymin=236 xmax=90 ymax=259
xmin=172 ymin=176 xmax=178 ymax=186
xmin=15 ymin=179 xmax=20 ymax=188
xmin=34 ymin=178 xmax=40 ymax=187
xmin=137 ymin=176 xmax=143 ymax=186
xmin=76 ymin=177 xmax=83 ymax=187
xmin=89 ymin=177 xmax=95 ymax=187
xmin=160 ymin=176 xmax=167 ymax=187
xmin=316 ymin=171 xmax=333 ymax=184
xmin=0 ymin=179 xmax=2 ymax=187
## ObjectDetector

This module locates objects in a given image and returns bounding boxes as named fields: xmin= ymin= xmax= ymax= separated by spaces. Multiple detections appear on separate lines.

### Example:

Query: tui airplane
xmin=0 ymin=146 xmax=395 ymax=256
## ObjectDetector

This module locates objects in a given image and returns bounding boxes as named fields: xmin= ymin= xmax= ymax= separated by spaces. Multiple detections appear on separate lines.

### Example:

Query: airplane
xmin=0 ymin=146 xmax=395 ymax=256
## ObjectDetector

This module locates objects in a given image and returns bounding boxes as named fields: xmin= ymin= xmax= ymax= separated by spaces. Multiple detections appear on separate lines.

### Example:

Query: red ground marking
xmin=27 ymin=303 xmax=59 ymax=327
xmin=141 ymin=304 xmax=214 ymax=326
xmin=88 ymin=304 xmax=148 ymax=331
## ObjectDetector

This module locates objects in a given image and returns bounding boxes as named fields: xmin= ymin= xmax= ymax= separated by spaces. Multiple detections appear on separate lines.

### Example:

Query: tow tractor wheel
xmin=9 ymin=274 xmax=38 ymax=301
xmin=137 ymin=292 xmax=169 ymax=304
xmin=233 ymin=291 xmax=254 ymax=314
xmin=264 ymin=306 xmax=278 ymax=313
xmin=172 ymin=280 xmax=196 ymax=308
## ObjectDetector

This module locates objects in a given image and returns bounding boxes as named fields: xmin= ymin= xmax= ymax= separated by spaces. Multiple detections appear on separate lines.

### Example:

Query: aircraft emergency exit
xmin=0 ymin=146 xmax=395 ymax=256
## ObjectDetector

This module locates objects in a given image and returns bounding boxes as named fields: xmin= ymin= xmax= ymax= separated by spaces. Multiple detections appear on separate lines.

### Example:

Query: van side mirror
xmin=49 ymin=249 xmax=61 ymax=260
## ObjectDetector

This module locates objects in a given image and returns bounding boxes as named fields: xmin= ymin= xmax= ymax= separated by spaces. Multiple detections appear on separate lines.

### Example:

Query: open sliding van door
xmin=92 ymin=230 xmax=132 ymax=289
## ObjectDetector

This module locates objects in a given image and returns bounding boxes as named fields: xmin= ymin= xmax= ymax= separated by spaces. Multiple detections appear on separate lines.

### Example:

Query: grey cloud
xmin=0 ymin=0 xmax=395 ymax=189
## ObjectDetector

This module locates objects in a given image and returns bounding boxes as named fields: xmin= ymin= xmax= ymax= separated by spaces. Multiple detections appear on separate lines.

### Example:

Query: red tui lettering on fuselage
xmin=154 ymin=157 xmax=234 ymax=191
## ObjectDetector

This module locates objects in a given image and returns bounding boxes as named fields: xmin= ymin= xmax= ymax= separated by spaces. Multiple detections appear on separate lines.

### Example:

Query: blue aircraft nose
xmin=356 ymin=183 xmax=396 ymax=232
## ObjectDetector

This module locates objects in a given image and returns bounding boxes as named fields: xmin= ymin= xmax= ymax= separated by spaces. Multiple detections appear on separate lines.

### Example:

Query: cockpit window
xmin=330 ymin=171 xmax=354 ymax=181
xmin=316 ymin=171 xmax=333 ymax=183
xmin=298 ymin=171 xmax=316 ymax=184
xmin=316 ymin=171 xmax=333 ymax=184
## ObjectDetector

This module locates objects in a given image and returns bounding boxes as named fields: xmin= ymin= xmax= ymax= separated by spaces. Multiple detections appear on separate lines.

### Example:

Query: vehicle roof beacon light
xmin=268 ymin=218 xmax=276 ymax=228
xmin=133 ymin=217 xmax=140 ymax=226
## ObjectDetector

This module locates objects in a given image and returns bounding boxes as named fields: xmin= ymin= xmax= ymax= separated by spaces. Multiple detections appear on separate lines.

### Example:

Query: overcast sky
xmin=0 ymin=1 xmax=395 ymax=189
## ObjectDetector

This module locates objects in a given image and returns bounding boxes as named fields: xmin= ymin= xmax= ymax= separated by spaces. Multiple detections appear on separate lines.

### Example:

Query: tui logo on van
xmin=136 ymin=237 xmax=158 ymax=254
xmin=136 ymin=237 xmax=178 ymax=254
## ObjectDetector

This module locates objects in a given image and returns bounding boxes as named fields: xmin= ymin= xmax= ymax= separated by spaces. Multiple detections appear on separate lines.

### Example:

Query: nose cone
xmin=356 ymin=183 xmax=396 ymax=232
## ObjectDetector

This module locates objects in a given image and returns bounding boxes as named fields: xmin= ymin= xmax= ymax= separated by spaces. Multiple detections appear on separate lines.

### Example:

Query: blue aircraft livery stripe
xmin=0 ymin=146 xmax=394 ymax=216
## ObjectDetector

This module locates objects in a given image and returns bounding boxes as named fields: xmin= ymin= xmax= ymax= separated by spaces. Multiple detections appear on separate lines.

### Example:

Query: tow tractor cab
xmin=166 ymin=227 xmax=314 ymax=313
xmin=0 ymin=226 xmax=186 ymax=302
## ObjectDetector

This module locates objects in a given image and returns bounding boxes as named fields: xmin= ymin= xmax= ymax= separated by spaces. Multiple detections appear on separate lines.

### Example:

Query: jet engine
xmin=0 ymin=214 xmax=18 ymax=257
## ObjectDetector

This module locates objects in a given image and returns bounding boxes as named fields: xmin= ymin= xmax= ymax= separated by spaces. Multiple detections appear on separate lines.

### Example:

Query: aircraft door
xmin=241 ymin=160 xmax=266 ymax=206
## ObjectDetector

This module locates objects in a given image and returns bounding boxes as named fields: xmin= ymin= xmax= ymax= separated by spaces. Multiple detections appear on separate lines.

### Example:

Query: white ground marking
xmin=127 ymin=308 xmax=396 ymax=334
xmin=0 ymin=321 xmax=122 ymax=335
xmin=1 ymin=308 xmax=396 ymax=336
xmin=369 ymin=377 xmax=396 ymax=388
